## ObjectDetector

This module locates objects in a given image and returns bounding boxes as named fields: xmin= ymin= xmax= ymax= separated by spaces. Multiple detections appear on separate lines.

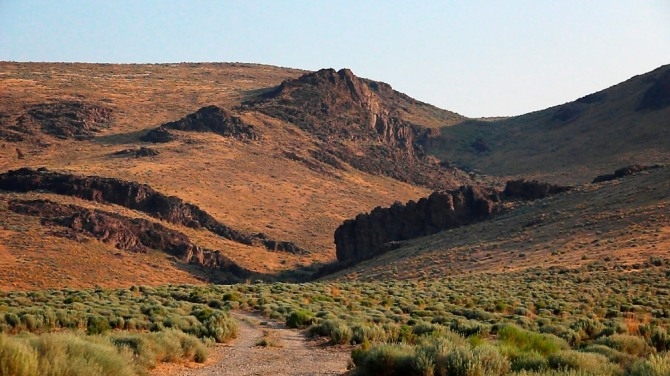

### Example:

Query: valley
xmin=0 ymin=61 xmax=669 ymax=376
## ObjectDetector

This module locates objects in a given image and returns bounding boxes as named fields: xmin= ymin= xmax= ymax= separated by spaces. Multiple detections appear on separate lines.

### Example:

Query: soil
xmin=152 ymin=311 xmax=351 ymax=376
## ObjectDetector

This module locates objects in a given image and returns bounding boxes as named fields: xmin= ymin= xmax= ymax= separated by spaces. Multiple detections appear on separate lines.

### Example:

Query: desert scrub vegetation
xmin=0 ymin=284 xmax=238 ymax=375
xmin=1 ymin=259 xmax=669 ymax=375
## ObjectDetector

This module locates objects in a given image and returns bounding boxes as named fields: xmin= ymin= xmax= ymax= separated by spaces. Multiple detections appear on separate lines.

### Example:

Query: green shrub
xmin=547 ymin=350 xmax=618 ymax=374
xmin=511 ymin=350 xmax=549 ymax=372
xmin=473 ymin=345 xmax=511 ymax=375
xmin=351 ymin=323 xmax=388 ymax=344
xmin=595 ymin=334 xmax=650 ymax=356
xmin=411 ymin=347 xmax=435 ymax=376
xmin=628 ymin=352 xmax=670 ymax=376
xmin=87 ymin=315 xmax=111 ymax=335
xmin=286 ymin=310 xmax=314 ymax=329
xmin=498 ymin=324 xmax=569 ymax=356
xmin=581 ymin=344 xmax=636 ymax=368
xmin=438 ymin=347 xmax=479 ymax=376
xmin=352 ymin=343 xmax=415 ymax=376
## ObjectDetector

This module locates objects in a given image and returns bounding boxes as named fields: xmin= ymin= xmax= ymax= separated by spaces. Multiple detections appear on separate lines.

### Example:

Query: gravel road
xmin=152 ymin=311 xmax=351 ymax=376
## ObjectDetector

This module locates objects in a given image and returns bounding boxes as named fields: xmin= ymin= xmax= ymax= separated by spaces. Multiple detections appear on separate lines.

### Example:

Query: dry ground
xmin=151 ymin=311 xmax=351 ymax=376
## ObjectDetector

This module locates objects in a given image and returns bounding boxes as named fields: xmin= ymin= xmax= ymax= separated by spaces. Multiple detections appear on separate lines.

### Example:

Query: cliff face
xmin=335 ymin=186 xmax=502 ymax=262
xmin=0 ymin=168 xmax=308 ymax=255
xmin=244 ymin=68 xmax=471 ymax=190
xmin=334 ymin=180 xmax=572 ymax=263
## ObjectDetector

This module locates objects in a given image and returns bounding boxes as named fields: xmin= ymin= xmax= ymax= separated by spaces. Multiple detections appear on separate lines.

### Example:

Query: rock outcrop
xmin=140 ymin=105 xmax=258 ymax=143
xmin=503 ymin=179 xmax=571 ymax=199
xmin=21 ymin=101 xmax=112 ymax=140
xmin=592 ymin=164 xmax=662 ymax=183
xmin=9 ymin=199 xmax=249 ymax=279
xmin=244 ymin=68 xmax=470 ymax=190
xmin=0 ymin=168 xmax=309 ymax=255
xmin=112 ymin=147 xmax=160 ymax=158
xmin=334 ymin=180 xmax=572 ymax=263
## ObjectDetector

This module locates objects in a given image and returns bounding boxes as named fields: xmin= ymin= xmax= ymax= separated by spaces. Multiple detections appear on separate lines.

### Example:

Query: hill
xmin=1 ymin=61 xmax=669 ymax=290
xmin=426 ymin=64 xmax=670 ymax=184
xmin=0 ymin=62 xmax=473 ymax=290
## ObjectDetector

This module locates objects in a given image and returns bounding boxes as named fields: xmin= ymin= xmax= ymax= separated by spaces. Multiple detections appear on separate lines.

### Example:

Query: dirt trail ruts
xmin=153 ymin=311 xmax=351 ymax=376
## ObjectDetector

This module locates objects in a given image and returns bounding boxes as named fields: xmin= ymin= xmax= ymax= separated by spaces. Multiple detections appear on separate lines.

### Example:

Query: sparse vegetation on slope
xmin=0 ymin=285 xmax=239 ymax=375
xmin=429 ymin=64 xmax=670 ymax=184
xmin=3 ymin=262 xmax=669 ymax=375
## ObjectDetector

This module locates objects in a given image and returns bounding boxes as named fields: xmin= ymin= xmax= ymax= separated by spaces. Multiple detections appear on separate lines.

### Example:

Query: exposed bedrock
xmin=8 ymin=199 xmax=250 ymax=278
xmin=140 ymin=105 xmax=259 ymax=143
xmin=0 ymin=167 xmax=309 ymax=255
xmin=334 ymin=180 xmax=572 ymax=263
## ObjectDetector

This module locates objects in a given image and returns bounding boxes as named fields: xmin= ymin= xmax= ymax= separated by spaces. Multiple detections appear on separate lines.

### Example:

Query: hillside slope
xmin=326 ymin=166 xmax=670 ymax=281
xmin=0 ymin=62 xmax=474 ymax=289
xmin=427 ymin=64 xmax=670 ymax=184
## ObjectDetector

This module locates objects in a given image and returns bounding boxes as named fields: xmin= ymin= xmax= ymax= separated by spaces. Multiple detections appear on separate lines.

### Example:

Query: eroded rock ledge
xmin=334 ymin=180 xmax=571 ymax=263
xmin=140 ymin=105 xmax=258 ymax=143
xmin=9 ymin=199 xmax=249 ymax=280
xmin=0 ymin=168 xmax=308 ymax=255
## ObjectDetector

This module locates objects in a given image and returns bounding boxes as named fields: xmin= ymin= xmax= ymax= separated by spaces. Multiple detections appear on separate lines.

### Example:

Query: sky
xmin=1 ymin=1 xmax=669 ymax=117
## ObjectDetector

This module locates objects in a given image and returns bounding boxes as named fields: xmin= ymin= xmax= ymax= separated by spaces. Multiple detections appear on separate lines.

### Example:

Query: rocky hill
xmin=244 ymin=68 xmax=472 ymax=190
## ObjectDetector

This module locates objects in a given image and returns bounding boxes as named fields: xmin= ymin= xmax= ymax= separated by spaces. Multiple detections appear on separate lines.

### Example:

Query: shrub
xmin=310 ymin=319 xmax=353 ymax=344
xmin=498 ymin=324 xmax=568 ymax=356
xmin=438 ymin=347 xmax=479 ymax=376
xmin=547 ymin=350 xmax=618 ymax=374
xmin=352 ymin=343 xmax=415 ymax=376
xmin=581 ymin=344 xmax=636 ymax=368
xmin=628 ymin=352 xmax=670 ymax=376
xmin=595 ymin=334 xmax=650 ymax=356
xmin=87 ymin=315 xmax=111 ymax=335
xmin=286 ymin=310 xmax=314 ymax=329
xmin=28 ymin=333 xmax=135 ymax=376
xmin=510 ymin=350 xmax=549 ymax=372
xmin=0 ymin=334 xmax=39 ymax=376
xmin=473 ymin=344 xmax=511 ymax=375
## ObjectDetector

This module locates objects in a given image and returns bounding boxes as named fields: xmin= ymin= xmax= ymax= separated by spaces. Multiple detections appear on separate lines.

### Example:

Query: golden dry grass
xmin=0 ymin=62 xmax=431 ymax=289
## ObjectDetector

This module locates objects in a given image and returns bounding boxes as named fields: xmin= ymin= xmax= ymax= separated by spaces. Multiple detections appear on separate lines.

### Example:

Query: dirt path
xmin=153 ymin=311 xmax=351 ymax=376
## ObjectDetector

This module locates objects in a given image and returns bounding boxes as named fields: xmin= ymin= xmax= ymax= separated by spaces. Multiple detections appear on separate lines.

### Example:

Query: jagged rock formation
xmin=21 ymin=101 xmax=112 ymax=140
xmin=503 ymin=179 xmax=572 ymax=199
xmin=141 ymin=105 xmax=258 ymax=143
xmin=334 ymin=180 xmax=572 ymax=263
xmin=112 ymin=147 xmax=160 ymax=158
xmin=244 ymin=68 xmax=471 ymax=190
xmin=8 ymin=199 xmax=249 ymax=279
xmin=592 ymin=164 xmax=663 ymax=183
xmin=0 ymin=168 xmax=309 ymax=255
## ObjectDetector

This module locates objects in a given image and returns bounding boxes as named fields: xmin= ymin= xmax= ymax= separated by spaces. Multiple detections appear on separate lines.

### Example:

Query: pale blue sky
xmin=1 ymin=1 xmax=669 ymax=117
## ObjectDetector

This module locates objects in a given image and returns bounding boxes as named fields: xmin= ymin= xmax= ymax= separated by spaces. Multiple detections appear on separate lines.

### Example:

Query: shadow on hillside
xmin=239 ymin=87 xmax=276 ymax=102
xmin=93 ymin=129 xmax=150 ymax=145
xmin=170 ymin=256 xmax=329 ymax=285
